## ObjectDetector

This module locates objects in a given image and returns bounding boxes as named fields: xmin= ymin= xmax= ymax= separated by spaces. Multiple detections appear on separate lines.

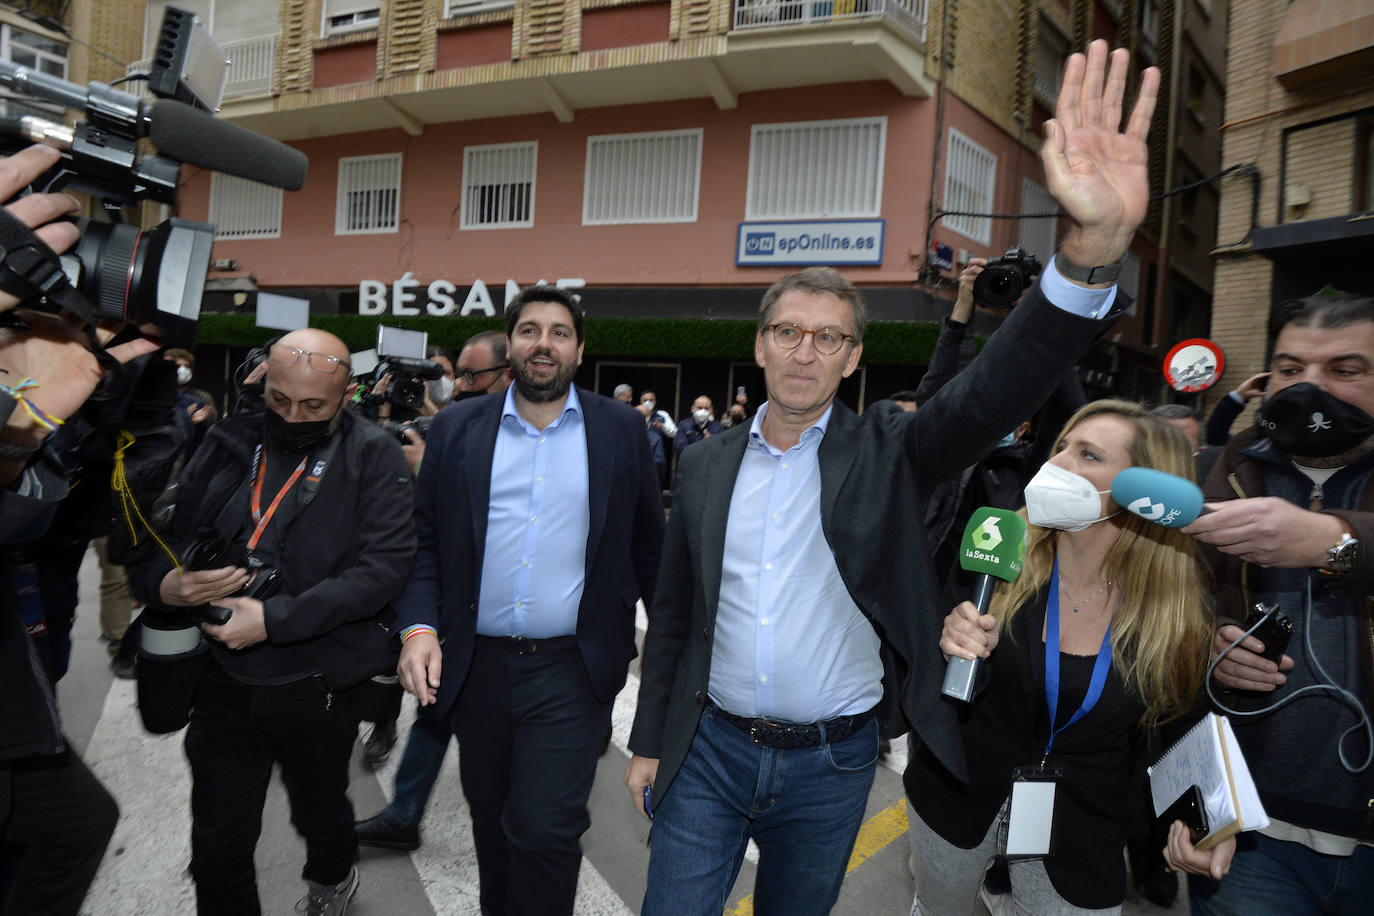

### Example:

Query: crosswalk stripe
xmin=722 ymin=801 xmax=911 ymax=916
xmin=79 ymin=677 xmax=633 ymax=914
xmin=377 ymin=698 xmax=633 ymax=915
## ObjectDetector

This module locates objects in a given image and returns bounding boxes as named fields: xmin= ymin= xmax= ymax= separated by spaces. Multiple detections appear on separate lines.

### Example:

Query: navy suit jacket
xmin=394 ymin=387 xmax=665 ymax=718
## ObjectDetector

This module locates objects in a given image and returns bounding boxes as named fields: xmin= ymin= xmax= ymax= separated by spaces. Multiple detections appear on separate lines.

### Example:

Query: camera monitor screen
xmin=376 ymin=326 xmax=428 ymax=360
xmin=182 ymin=17 xmax=228 ymax=112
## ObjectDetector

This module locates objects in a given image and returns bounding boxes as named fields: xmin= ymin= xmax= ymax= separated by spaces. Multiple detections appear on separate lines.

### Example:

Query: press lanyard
xmin=247 ymin=442 xmax=307 ymax=551
xmin=1042 ymin=558 xmax=1114 ymax=761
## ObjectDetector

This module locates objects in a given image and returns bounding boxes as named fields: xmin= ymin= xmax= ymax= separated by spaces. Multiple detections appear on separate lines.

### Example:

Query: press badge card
xmin=1005 ymin=767 xmax=1061 ymax=857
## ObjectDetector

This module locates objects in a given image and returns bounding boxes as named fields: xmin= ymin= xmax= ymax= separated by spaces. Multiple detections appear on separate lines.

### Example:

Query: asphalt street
xmin=55 ymin=546 xmax=1187 ymax=915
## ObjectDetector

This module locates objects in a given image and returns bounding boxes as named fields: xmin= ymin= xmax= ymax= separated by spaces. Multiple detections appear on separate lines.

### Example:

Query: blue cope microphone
xmin=1110 ymin=467 xmax=1206 ymax=528
xmin=941 ymin=507 xmax=1027 ymax=702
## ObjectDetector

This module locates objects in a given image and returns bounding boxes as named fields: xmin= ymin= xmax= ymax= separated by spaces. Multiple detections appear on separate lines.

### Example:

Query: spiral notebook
xmin=1147 ymin=712 xmax=1269 ymax=851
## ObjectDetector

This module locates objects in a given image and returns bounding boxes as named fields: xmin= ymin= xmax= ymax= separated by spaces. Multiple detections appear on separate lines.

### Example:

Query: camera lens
xmin=974 ymin=266 xmax=1025 ymax=309
xmin=68 ymin=217 xmax=215 ymax=343
xmin=391 ymin=378 xmax=426 ymax=409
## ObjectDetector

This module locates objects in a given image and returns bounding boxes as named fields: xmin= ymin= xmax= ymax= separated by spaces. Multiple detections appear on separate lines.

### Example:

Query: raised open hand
xmin=1041 ymin=40 xmax=1160 ymax=270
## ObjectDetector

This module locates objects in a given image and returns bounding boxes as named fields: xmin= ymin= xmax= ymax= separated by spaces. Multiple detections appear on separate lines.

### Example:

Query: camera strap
xmin=248 ymin=443 xmax=306 ymax=552
xmin=246 ymin=433 xmax=341 ymax=551
xmin=0 ymin=207 xmax=118 ymax=371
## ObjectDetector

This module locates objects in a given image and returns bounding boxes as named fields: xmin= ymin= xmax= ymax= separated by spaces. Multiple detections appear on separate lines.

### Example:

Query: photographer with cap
xmin=129 ymin=327 xmax=415 ymax=916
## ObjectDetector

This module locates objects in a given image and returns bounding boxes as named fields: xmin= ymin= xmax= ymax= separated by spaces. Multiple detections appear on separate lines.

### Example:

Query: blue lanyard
xmin=1043 ymin=558 xmax=1114 ymax=759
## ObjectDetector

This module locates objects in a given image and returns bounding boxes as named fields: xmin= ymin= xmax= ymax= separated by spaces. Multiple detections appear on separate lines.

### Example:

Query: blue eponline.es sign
xmin=736 ymin=220 xmax=885 ymax=267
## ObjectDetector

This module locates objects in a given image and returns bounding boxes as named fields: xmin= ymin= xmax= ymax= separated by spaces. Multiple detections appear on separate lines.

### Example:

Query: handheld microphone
xmin=941 ymin=507 xmax=1028 ymax=702
xmin=1110 ymin=467 xmax=1206 ymax=528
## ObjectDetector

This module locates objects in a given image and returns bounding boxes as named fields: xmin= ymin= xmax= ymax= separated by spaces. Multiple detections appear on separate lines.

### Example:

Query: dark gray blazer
xmin=628 ymin=282 xmax=1121 ymax=802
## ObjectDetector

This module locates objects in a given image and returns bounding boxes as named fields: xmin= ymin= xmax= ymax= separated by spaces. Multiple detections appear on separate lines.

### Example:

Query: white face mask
xmin=176 ymin=365 xmax=193 ymax=386
xmin=1023 ymin=462 xmax=1116 ymax=532
xmin=642 ymin=399 xmax=655 ymax=412
xmin=693 ymin=408 xmax=713 ymax=426
xmin=428 ymin=376 xmax=455 ymax=403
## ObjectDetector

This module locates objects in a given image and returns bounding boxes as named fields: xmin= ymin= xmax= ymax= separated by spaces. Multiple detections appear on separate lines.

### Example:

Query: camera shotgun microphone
xmin=941 ymin=507 xmax=1028 ymax=702
xmin=1110 ymin=467 xmax=1208 ymax=528
xmin=146 ymin=99 xmax=308 ymax=191
xmin=0 ymin=62 xmax=308 ymax=191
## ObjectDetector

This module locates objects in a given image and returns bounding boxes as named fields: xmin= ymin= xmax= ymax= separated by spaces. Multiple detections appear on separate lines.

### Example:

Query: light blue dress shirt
xmin=704 ymin=259 xmax=1114 ymax=721
xmin=476 ymin=385 xmax=590 ymax=638
xmin=1043 ymin=255 xmax=1117 ymax=318
xmin=708 ymin=404 xmax=884 ymax=723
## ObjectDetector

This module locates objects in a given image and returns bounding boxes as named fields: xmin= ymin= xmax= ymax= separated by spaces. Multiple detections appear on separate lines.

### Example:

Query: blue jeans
xmin=642 ymin=705 xmax=879 ymax=916
xmin=380 ymin=710 xmax=453 ymax=828
xmin=1188 ymin=832 xmax=1374 ymax=916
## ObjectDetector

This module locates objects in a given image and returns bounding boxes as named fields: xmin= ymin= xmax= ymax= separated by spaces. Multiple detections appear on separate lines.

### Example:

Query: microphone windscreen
xmin=148 ymin=99 xmax=308 ymax=190
xmin=958 ymin=507 xmax=1028 ymax=583
xmin=1111 ymin=467 xmax=1204 ymax=528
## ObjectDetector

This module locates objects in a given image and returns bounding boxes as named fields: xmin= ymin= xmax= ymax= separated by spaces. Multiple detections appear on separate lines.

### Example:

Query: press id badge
xmin=1005 ymin=765 xmax=1062 ymax=857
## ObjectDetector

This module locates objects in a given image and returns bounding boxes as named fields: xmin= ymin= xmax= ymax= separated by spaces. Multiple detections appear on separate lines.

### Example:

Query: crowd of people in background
xmin=4 ymin=40 xmax=1370 ymax=916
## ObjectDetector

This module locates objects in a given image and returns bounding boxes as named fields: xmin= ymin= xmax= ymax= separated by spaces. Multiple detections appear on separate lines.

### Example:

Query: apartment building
xmin=40 ymin=1 xmax=1223 ymax=414
xmin=1205 ymin=0 xmax=1374 ymax=420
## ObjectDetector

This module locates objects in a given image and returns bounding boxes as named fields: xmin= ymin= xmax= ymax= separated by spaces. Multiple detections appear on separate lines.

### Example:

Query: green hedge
xmin=196 ymin=313 xmax=968 ymax=365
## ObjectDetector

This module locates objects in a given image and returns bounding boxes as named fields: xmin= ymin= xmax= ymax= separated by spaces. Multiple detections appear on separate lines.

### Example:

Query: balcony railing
xmin=732 ymin=0 xmax=927 ymax=41
xmin=222 ymin=34 xmax=276 ymax=99
xmin=126 ymin=33 xmax=277 ymax=103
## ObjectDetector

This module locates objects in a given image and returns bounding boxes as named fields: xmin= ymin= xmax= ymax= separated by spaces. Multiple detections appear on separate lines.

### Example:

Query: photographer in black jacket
xmin=1 ymin=144 xmax=160 ymax=916
xmin=129 ymin=327 xmax=415 ymax=916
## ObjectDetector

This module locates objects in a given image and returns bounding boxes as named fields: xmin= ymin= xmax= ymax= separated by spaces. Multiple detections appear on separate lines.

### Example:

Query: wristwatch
xmin=1056 ymin=254 xmax=1125 ymax=285
xmin=1321 ymin=532 xmax=1361 ymax=576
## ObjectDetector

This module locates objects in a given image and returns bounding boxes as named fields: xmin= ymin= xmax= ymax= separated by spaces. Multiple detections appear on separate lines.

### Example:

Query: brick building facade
xmin=33 ymin=1 xmax=1228 ymax=416
xmin=1207 ymin=0 xmax=1374 ymax=421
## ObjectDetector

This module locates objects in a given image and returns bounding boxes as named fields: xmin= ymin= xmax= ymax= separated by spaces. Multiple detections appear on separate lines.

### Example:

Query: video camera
xmin=371 ymin=325 xmax=444 ymax=410
xmin=376 ymin=357 xmax=444 ymax=410
xmin=973 ymin=246 xmax=1042 ymax=310
xmin=0 ymin=6 xmax=307 ymax=346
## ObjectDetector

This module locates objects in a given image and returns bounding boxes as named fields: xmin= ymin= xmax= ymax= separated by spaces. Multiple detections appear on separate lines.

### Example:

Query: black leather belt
xmin=708 ymin=701 xmax=875 ymax=750
xmin=475 ymin=635 xmax=576 ymax=656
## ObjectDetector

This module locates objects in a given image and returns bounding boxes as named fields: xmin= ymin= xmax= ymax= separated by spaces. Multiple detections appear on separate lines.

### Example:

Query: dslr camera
xmin=0 ymin=6 xmax=306 ymax=346
xmin=135 ymin=521 xmax=284 ymax=734
xmin=972 ymin=246 xmax=1043 ymax=310
xmin=378 ymin=414 xmax=435 ymax=444
xmin=180 ymin=527 xmax=282 ymax=624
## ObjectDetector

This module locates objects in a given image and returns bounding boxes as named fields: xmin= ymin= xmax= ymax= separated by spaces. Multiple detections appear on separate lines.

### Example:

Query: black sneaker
xmin=362 ymin=721 xmax=396 ymax=770
xmin=110 ymin=642 xmax=137 ymax=680
xmin=354 ymin=813 xmax=420 ymax=852
xmin=295 ymin=865 xmax=358 ymax=916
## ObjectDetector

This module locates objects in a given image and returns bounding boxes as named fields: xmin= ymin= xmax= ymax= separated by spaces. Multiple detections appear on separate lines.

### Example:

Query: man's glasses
xmin=268 ymin=344 xmax=350 ymax=375
xmin=458 ymin=364 xmax=508 ymax=386
xmin=764 ymin=323 xmax=856 ymax=356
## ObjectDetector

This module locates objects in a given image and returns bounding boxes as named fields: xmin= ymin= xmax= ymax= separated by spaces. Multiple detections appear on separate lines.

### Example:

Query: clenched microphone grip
xmin=941 ymin=508 xmax=1027 ymax=702
xmin=1110 ymin=467 xmax=1207 ymax=528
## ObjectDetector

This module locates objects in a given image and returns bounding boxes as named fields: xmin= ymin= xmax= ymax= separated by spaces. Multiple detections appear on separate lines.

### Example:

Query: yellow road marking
xmin=724 ymin=801 xmax=909 ymax=916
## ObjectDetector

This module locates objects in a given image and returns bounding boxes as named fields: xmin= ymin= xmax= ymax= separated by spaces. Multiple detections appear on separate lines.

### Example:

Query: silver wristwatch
xmin=1323 ymin=532 xmax=1361 ymax=575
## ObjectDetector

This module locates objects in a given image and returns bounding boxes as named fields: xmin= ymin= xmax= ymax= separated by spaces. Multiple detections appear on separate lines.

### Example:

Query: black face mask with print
xmin=1255 ymin=382 xmax=1374 ymax=458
